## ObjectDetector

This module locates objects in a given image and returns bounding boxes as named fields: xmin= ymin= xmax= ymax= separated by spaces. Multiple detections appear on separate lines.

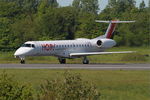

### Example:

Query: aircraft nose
xmin=14 ymin=48 xmax=33 ymax=57
xmin=14 ymin=49 xmax=22 ymax=57
xmin=14 ymin=48 xmax=24 ymax=57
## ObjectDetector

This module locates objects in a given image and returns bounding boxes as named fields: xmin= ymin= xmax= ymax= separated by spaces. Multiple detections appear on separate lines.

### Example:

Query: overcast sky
xmin=57 ymin=0 xmax=149 ymax=11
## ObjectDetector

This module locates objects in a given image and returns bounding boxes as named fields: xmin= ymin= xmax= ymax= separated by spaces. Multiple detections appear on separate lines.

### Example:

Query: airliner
xmin=14 ymin=20 xmax=135 ymax=64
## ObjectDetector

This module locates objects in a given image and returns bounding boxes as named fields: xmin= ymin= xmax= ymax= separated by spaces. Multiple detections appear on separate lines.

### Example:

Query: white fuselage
xmin=14 ymin=38 xmax=116 ymax=59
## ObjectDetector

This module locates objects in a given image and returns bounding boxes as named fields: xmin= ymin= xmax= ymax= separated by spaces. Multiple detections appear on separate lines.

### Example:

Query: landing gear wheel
xmin=83 ymin=60 xmax=89 ymax=64
xmin=83 ymin=57 xmax=89 ymax=64
xmin=58 ymin=58 xmax=66 ymax=64
xmin=20 ymin=60 xmax=25 ymax=64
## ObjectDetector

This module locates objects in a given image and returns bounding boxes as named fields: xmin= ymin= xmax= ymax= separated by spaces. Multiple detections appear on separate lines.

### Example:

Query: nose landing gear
xmin=20 ymin=58 xmax=25 ymax=64
xmin=20 ymin=60 xmax=25 ymax=64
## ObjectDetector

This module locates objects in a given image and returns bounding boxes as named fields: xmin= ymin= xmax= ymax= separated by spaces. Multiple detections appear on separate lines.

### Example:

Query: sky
xmin=57 ymin=0 xmax=149 ymax=11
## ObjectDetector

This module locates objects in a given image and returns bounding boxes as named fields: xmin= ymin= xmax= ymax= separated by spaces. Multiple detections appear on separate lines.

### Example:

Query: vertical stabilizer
xmin=105 ymin=21 xmax=117 ymax=39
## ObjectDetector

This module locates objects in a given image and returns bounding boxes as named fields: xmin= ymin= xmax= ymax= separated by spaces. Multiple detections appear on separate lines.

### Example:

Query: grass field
xmin=0 ymin=47 xmax=150 ymax=64
xmin=0 ymin=69 xmax=149 ymax=100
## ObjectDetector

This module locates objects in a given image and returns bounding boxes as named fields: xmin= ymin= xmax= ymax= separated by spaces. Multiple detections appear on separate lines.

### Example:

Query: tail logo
xmin=106 ymin=22 xmax=117 ymax=39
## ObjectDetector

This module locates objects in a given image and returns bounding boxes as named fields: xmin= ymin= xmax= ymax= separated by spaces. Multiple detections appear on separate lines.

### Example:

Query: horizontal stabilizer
xmin=70 ymin=51 xmax=136 ymax=57
xmin=95 ymin=20 xmax=135 ymax=39
xmin=95 ymin=20 xmax=135 ymax=23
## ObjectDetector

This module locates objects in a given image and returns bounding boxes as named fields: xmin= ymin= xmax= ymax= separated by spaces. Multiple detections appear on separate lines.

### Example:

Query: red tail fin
xmin=105 ymin=22 xmax=117 ymax=39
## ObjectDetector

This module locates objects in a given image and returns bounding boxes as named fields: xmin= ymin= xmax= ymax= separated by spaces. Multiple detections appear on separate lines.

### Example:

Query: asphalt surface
xmin=0 ymin=64 xmax=150 ymax=70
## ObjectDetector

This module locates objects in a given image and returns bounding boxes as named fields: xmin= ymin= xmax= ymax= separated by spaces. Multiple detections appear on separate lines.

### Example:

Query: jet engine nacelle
xmin=91 ymin=39 xmax=116 ymax=48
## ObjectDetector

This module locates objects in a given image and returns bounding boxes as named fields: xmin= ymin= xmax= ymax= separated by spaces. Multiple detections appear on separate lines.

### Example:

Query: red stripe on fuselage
xmin=106 ymin=23 xmax=117 ymax=39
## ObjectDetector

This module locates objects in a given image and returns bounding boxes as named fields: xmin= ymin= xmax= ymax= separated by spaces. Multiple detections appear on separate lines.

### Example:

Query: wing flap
xmin=70 ymin=51 xmax=135 ymax=57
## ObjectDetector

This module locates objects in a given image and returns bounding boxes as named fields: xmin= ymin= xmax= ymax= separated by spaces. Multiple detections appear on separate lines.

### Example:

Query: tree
xmin=22 ymin=0 xmax=39 ymax=14
xmin=103 ymin=0 xmax=137 ymax=18
xmin=72 ymin=0 xmax=80 ymax=8
xmin=59 ymin=7 xmax=77 ymax=39
xmin=0 ymin=1 xmax=21 ymax=51
xmin=139 ymin=0 xmax=146 ymax=10
xmin=37 ymin=0 xmax=58 ymax=16
xmin=48 ymin=0 xmax=58 ymax=8
xmin=36 ymin=6 xmax=78 ymax=40
xmin=0 ymin=0 xmax=150 ymax=51
xmin=38 ymin=0 xmax=58 ymax=8
xmin=72 ymin=0 xmax=99 ymax=14
xmin=108 ymin=0 xmax=116 ymax=8
xmin=12 ymin=16 xmax=39 ymax=47
xmin=75 ymin=13 xmax=97 ymax=38
xmin=116 ymin=0 xmax=136 ymax=13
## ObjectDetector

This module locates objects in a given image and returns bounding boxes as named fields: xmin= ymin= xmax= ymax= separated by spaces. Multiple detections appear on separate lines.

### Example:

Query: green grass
xmin=0 ymin=46 xmax=150 ymax=64
xmin=0 ymin=69 xmax=149 ymax=100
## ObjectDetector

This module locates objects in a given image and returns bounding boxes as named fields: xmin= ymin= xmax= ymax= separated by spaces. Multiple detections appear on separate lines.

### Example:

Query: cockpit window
xmin=21 ymin=44 xmax=35 ymax=48
xmin=32 ymin=44 xmax=35 ymax=48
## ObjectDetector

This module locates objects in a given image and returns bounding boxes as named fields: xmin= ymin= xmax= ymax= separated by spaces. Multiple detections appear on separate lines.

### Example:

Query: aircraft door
xmin=36 ymin=43 xmax=42 ymax=56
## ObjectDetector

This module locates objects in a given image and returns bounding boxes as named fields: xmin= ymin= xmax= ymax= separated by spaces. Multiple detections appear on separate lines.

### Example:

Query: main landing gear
xmin=58 ymin=57 xmax=89 ymax=64
xmin=82 ymin=56 xmax=89 ymax=64
xmin=58 ymin=58 xmax=66 ymax=64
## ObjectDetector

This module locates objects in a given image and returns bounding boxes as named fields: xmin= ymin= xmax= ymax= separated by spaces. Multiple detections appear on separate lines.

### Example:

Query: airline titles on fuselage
xmin=41 ymin=44 xmax=55 ymax=51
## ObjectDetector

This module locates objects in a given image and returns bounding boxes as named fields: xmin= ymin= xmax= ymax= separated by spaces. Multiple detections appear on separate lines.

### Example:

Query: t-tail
xmin=95 ymin=20 xmax=135 ymax=39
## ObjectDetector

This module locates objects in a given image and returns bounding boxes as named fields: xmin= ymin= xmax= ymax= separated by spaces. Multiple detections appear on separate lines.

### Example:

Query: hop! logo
xmin=42 ymin=44 xmax=55 ymax=51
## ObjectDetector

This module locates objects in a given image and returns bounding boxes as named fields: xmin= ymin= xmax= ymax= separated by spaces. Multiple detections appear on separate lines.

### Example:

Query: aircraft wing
xmin=70 ymin=51 xmax=136 ymax=57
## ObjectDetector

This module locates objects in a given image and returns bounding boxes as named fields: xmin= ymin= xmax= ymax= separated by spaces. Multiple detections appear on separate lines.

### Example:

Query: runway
xmin=0 ymin=64 xmax=150 ymax=70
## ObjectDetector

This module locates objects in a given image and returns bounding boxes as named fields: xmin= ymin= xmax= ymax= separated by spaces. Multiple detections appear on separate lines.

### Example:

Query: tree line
xmin=0 ymin=0 xmax=149 ymax=51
